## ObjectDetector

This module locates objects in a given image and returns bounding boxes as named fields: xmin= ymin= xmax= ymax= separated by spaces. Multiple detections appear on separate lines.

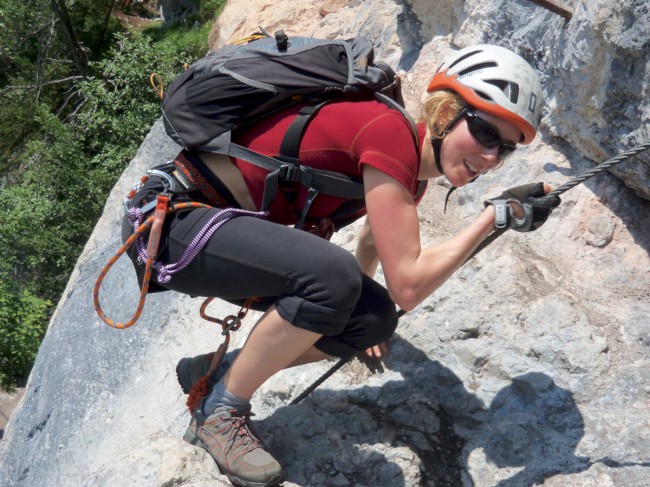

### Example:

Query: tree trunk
xmin=100 ymin=0 xmax=120 ymax=45
xmin=49 ymin=0 xmax=91 ymax=77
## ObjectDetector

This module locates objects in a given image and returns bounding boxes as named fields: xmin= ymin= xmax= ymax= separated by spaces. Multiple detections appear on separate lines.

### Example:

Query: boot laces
xmin=224 ymin=410 xmax=261 ymax=454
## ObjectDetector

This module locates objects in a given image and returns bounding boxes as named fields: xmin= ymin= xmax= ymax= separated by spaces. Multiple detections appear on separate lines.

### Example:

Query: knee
xmin=352 ymin=276 xmax=399 ymax=346
xmin=364 ymin=286 xmax=399 ymax=344
xmin=313 ymin=282 xmax=398 ymax=358
xmin=276 ymin=248 xmax=363 ymax=335
xmin=308 ymin=248 xmax=363 ymax=313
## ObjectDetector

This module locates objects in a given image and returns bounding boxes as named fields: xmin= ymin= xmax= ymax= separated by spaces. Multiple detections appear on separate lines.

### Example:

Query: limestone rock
xmin=210 ymin=0 xmax=650 ymax=199
xmin=585 ymin=215 xmax=615 ymax=247
xmin=2 ymin=1 xmax=650 ymax=487
xmin=208 ymin=0 xmax=324 ymax=49
xmin=160 ymin=0 xmax=200 ymax=26
xmin=319 ymin=0 xmax=350 ymax=17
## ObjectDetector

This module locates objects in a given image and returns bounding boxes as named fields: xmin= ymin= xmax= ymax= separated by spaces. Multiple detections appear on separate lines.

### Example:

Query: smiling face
xmin=438 ymin=109 xmax=522 ymax=187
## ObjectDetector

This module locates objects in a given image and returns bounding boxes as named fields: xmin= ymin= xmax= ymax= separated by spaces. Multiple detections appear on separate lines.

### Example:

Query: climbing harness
xmin=94 ymin=156 xmax=267 ymax=331
xmin=290 ymin=142 xmax=650 ymax=404
xmin=94 ymin=153 xmax=270 ymax=415
xmin=93 ymin=197 xmax=265 ymax=329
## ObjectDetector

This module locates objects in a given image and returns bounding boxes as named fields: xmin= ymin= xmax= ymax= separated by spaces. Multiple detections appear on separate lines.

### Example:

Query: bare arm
xmin=355 ymin=218 xmax=380 ymax=277
xmin=363 ymin=165 xmax=495 ymax=311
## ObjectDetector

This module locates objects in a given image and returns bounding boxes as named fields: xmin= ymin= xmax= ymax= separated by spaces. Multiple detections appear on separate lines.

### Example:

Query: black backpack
xmin=161 ymin=30 xmax=420 ymax=230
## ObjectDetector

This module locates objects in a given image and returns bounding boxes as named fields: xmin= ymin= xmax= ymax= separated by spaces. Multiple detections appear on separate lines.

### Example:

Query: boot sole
xmin=176 ymin=352 xmax=215 ymax=394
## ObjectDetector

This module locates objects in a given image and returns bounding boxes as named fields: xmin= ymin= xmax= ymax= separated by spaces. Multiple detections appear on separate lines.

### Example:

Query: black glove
xmin=484 ymin=182 xmax=561 ymax=232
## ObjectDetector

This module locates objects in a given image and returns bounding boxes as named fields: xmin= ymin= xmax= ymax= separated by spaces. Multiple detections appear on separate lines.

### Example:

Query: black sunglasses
xmin=463 ymin=109 xmax=517 ymax=160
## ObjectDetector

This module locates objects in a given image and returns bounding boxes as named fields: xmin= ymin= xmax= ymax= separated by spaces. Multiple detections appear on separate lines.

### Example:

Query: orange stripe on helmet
xmin=427 ymin=70 xmax=537 ymax=144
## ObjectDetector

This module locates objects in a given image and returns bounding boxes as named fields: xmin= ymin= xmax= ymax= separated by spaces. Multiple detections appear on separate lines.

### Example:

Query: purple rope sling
xmin=128 ymin=206 xmax=267 ymax=284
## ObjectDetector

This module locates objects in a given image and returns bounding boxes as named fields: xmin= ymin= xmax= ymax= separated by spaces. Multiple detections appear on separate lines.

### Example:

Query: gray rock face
xmin=160 ymin=0 xmax=200 ymax=26
xmin=211 ymin=0 xmax=650 ymax=199
xmin=2 ymin=1 xmax=650 ymax=486
xmin=410 ymin=0 xmax=650 ymax=200
xmin=515 ymin=0 xmax=650 ymax=200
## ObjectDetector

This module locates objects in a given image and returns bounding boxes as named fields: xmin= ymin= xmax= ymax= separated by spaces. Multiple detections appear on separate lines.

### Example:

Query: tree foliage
xmin=0 ymin=0 xmax=221 ymax=388
xmin=0 ymin=283 xmax=50 ymax=390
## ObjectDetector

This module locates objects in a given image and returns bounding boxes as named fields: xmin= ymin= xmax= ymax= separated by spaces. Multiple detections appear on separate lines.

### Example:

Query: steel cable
xmin=547 ymin=142 xmax=650 ymax=197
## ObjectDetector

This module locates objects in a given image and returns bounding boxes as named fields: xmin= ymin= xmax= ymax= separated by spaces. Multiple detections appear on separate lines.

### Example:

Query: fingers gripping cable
xmin=485 ymin=182 xmax=561 ymax=232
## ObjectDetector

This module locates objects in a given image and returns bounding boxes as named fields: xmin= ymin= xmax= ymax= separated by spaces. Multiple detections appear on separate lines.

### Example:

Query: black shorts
xmin=122 ymin=174 xmax=398 ymax=358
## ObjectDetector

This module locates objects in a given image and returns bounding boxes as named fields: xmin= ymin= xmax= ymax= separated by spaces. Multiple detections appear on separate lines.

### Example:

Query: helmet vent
xmin=474 ymin=89 xmax=493 ymax=101
xmin=458 ymin=62 xmax=497 ymax=77
xmin=486 ymin=79 xmax=520 ymax=104
xmin=448 ymin=50 xmax=483 ymax=69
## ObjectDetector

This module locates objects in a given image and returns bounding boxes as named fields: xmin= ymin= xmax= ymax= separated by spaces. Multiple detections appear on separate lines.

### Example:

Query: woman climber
xmin=121 ymin=43 xmax=560 ymax=486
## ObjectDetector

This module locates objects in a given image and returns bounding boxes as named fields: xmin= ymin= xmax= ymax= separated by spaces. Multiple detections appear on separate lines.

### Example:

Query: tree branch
xmin=0 ymin=76 xmax=84 ymax=96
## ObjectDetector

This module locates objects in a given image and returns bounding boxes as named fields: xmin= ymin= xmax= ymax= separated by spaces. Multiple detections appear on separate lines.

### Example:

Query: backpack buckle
xmin=275 ymin=30 xmax=288 ymax=51
xmin=279 ymin=164 xmax=301 ymax=182
xmin=273 ymin=155 xmax=301 ymax=182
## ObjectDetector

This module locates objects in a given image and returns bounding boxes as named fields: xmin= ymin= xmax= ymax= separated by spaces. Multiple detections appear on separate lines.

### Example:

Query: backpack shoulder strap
xmin=374 ymin=92 xmax=419 ymax=151
xmin=279 ymin=95 xmax=418 ymax=165
xmin=277 ymin=101 xmax=330 ymax=162
xmin=224 ymin=142 xmax=366 ymax=205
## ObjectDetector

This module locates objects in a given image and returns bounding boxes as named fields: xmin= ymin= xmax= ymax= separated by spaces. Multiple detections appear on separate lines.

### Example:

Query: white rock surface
xmin=2 ymin=1 xmax=649 ymax=486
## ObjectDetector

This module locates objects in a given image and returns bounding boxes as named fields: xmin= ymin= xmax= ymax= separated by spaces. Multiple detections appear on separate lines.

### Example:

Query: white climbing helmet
xmin=427 ymin=44 xmax=544 ymax=144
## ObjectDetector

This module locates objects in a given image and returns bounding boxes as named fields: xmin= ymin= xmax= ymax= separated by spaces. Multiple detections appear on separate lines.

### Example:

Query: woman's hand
xmin=365 ymin=341 xmax=389 ymax=359
xmin=485 ymin=182 xmax=561 ymax=232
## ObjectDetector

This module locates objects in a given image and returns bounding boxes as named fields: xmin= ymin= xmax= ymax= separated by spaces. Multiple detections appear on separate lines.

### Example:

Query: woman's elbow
xmin=386 ymin=279 xmax=424 ymax=312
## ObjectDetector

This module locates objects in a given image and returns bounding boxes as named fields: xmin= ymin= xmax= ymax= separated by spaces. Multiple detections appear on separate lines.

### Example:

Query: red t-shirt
xmin=232 ymin=100 xmax=427 ymax=225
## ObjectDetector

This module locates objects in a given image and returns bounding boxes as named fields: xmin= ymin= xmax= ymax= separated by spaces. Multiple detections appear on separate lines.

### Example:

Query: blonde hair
xmin=420 ymin=90 xmax=466 ymax=140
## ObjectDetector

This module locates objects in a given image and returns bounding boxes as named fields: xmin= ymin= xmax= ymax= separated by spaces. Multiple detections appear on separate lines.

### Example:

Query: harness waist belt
xmin=172 ymin=150 xmax=240 ymax=209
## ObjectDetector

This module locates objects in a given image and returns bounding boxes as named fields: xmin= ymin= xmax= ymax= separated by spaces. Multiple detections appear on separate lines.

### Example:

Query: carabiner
xmin=221 ymin=315 xmax=242 ymax=335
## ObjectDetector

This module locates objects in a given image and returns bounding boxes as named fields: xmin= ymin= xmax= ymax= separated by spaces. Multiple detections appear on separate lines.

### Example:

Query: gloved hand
xmin=485 ymin=182 xmax=561 ymax=232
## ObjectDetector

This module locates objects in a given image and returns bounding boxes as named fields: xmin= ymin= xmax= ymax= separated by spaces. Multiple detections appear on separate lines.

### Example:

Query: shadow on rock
xmin=473 ymin=371 xmax=587 ymax=486
xmin=256 ymin=334 xmax=589 ymax=487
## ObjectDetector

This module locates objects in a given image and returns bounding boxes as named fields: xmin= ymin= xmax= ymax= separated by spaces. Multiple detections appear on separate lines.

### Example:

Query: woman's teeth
xmin=464 ymin=160 xmax=478 ymax=174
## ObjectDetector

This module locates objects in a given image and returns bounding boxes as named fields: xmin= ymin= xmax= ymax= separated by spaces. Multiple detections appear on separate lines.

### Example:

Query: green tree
xmin=0 ymin=280 xmax=50 ymax=389
xmin=0 ymin=0 xmax=221 ymax=389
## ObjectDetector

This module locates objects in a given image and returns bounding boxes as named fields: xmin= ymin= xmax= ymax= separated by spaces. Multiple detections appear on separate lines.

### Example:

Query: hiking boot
xmin=176 ymin=348 xmax=239 ymax=394
xmin=184 ymin=404 xmax=282 ymax=487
